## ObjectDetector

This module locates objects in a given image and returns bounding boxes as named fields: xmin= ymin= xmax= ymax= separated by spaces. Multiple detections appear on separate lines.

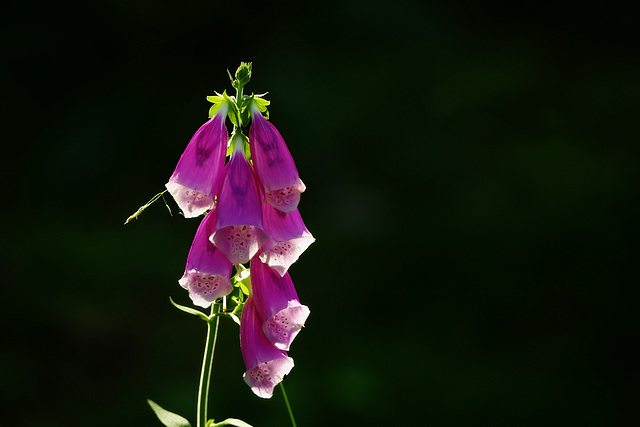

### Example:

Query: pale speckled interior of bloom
xmin=263 ymin=305 xmax=310 ymax=351
xmin=212 ymin=225 xmax=262 ymax=265
xmin=243 ymin=357 xmax=294 ymax=399
xmin=165 ymin=181 xmax=214 ymax=218
xmin=264 ymin=184 xmax=304 ymax=213
xmin=179 ymin=270 xmax=231 ymax=308
xmin=259 ymin=235 xmax=315 ymax=276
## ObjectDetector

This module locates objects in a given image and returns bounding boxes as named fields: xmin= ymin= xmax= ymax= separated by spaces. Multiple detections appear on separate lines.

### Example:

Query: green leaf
xmin=208 ymin=418 xmax=253 ymax=427
xmin=147 ymin=399 xmax=192 ymax=427
xmin=169 ymin=297 xmax=209 ymax=322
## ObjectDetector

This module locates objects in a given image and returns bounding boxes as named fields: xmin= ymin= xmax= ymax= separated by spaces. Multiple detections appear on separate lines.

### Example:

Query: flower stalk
xmin=197 ymin=303 xmax=221 ymax=427
xmin=280 ymin=383 xmax=297 ymax=427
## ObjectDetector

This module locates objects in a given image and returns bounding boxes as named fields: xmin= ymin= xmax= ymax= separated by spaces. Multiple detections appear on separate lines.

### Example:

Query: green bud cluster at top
xmin=206 ymin=62 xmax=270 ymax=159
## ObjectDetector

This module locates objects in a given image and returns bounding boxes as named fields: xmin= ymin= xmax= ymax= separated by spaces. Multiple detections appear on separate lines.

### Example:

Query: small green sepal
xmin=206 ymin=94 xmax=224 ymax=104
xmin=169 ymin=297 xmax=209 ymax=322
xmin=238 ymin=95 xmax=252 ymax=126
xmin=220 ymin=90 xmax=241 ymax=127
xmin=226 ymin=132 xmax=250 ymax=159
xmin=246 ymin=94 xmax=270 ymax=120
xmin=251 ymin=93 xmax=270 ymax=110
xmin=207 ymin=91 xmax=231 ymax=119
xmin=147 ymin=399 xmax=192 ymax=427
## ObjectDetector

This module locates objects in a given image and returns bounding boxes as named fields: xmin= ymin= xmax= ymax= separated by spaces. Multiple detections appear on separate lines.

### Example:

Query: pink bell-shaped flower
xmin=210 ymin=135 xmax=268 ymax=264
xmin=249 ymin=105 xmax=305 ymax=213
xmin=166 ymin=105 xmax=229 ymax=218
xmin=178 ymin=209 xmax=233 ymax=308
xmin=260 ymin=204 xmax=315 ymax=276
xmin=250 ymin=256 xmax=310 ymax=351
xmin=240 ymin=297 xmax=294 ymax=398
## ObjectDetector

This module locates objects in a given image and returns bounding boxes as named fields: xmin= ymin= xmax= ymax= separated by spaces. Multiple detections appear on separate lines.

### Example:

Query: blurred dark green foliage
xmin=1 ymin=0 xmax=637 ymax=425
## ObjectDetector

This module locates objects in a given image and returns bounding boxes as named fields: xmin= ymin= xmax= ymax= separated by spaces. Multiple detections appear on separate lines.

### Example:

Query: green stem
xmin=280 ymin=382 xmax=297 ymax=427
xmin=236 ymin=84 xmax=244 ymax=131
xmin=236 ymin=84 xmax=244 ymax=112
xmin=197 ymin=303 xmax=221 ymax=427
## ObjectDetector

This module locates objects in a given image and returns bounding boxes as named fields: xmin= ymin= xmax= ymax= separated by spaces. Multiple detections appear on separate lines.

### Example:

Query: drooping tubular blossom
xmin=166 ymin=104 xmax=229 ymax=218
xmin=179 ymin=209 xmax=233 ymax=308
xmin=240 ymin=297 xmax=294 ymax=399
xmin=210 ymin=135 xmax=268 ymax=264
xmin=250 ymin=256 xmax=310 ymax=351
xmin=260 ymin=203 xmax=315 ymax=276
xmin=249 ymin=104 xmax=305 ymax=213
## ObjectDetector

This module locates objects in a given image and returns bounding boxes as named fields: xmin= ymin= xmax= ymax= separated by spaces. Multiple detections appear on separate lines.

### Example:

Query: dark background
xmin=2 ymin=0 xmax=638 ymax=425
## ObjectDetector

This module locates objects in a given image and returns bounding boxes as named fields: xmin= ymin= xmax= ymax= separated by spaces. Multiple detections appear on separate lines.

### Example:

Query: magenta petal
xmin=179 ymin=210 xmax=233 ymax=308
xmin=250 ymin=257 xmax=310 ymax=351
xmin=210 ymin=145 xmax=268 ymax=264
xmin=260 ymin=204 xmax=315 ymax=276
xmin=249 ymin=108 xmax=305 ymax=213
xmin=165 ymin=108 xmax=228 ymax=218
xmin=240 ymin=297 xmax=294 ymax=398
